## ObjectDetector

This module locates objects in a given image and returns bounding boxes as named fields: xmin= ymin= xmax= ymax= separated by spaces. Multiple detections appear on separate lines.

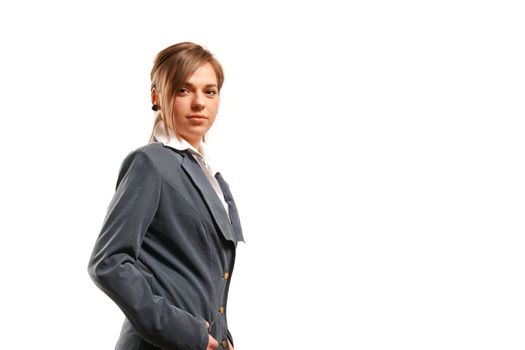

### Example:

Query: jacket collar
xmin=179 ymin=153 xmax=244 ymax=244
xmin=153 ymin=122 xmax=244 ymax=244
xmin=152 ymin=121 xmax=217 ymax=175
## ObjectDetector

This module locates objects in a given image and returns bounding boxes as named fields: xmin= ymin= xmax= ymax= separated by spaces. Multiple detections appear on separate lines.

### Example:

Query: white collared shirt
xmin=152 ymin=122 xmax=230 ymax=219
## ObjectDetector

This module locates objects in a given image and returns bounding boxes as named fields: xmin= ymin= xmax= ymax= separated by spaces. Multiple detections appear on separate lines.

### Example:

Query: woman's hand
xmin=206 ymin=336 xmax=233 ymax=350
xmin=204 ymin=320 xmax=233 ymax=349
xmin=207 ymin=334 xmax=218 ymax=350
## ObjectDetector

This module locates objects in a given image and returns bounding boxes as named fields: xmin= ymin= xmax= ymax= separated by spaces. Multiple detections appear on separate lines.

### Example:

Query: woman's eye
xmin=178 ymin=88 xmax=189 ymax=94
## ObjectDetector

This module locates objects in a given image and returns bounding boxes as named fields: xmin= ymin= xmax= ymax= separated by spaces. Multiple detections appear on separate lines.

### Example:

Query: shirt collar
xmin=152 ymin=121 xmax=218 ymax=175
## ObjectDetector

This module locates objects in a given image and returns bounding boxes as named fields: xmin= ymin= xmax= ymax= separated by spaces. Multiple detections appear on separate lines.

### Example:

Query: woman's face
xmin=171 ymin=62 xmax=220 ymax=148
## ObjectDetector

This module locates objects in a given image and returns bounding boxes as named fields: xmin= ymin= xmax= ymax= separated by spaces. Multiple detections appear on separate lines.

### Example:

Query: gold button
xmin=223 ymin=272 xmax=230 ymax=280
xmin=221 ymin=339 xmax=228 ymax=348
xmin=219 ymin=306 xmax=225 ymax=315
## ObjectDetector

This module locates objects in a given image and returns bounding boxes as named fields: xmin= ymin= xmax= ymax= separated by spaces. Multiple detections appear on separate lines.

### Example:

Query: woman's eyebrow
xmin=184 ymin=82 xmax=218 ymax=88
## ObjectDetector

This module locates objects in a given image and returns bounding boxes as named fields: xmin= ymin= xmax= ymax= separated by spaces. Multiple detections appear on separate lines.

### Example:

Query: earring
xmin=152 ymin=104 xmax=160 ymax=111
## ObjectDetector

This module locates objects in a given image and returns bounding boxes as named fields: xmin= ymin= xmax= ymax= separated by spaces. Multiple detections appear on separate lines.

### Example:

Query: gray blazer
xmin=88 ymin=141 xmax=244 ymax=350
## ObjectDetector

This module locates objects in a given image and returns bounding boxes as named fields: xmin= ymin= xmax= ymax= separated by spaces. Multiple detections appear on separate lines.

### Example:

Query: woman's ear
xmin=151 ymin=87 xmax=160 ymax=111
xmin=151 ymin=87 xmax=158 ymax=105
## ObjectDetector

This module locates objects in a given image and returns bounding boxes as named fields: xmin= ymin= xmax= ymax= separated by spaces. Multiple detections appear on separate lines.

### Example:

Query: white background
xmin=1 ymin=0 xmax=524 ymax=349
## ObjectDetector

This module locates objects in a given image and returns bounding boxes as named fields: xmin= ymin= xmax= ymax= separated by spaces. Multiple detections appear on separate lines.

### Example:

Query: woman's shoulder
xmin=119 ymin=141 xmax=185 ymax=180
xmin=128 ymin=141 xmax=184 ymax=163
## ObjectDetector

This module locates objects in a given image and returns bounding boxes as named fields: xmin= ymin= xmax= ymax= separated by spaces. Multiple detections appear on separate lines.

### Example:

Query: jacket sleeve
xmin=87 ymin=149 xmax=209 ymax=350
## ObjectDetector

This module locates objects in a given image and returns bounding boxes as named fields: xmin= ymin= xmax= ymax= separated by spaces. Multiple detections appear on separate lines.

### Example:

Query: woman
xmin=88 ymin=42 xmax=244 ymax=350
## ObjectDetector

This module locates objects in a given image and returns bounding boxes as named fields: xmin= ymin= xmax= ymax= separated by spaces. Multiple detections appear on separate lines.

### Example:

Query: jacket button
xmin=221 ymin=339 xmax=228 ymax=348
xmin=223 ymin=272 xmax=230 ymax=280
xmin=219 ymin=306 xmax=225 ymax=315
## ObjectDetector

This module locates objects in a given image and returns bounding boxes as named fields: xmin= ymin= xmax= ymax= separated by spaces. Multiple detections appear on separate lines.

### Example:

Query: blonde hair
xmin=148 ymin=42 xmax=224 ymax=143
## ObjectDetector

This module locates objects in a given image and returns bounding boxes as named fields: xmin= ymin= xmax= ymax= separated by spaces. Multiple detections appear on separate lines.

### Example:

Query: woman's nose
xmin=192 ymin=93 xmax=205 ymax=110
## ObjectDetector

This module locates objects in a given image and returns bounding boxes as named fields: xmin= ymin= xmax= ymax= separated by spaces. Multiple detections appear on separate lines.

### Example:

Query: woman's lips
xmin=188 ymin=115 xmax=207 ymax=125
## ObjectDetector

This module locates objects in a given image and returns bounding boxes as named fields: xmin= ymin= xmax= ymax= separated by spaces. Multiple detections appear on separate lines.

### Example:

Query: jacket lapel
xmin=215 ymin=172 xmax=245 ymax=243
xmin=179 ymin=151 xmax=237 ymax=244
